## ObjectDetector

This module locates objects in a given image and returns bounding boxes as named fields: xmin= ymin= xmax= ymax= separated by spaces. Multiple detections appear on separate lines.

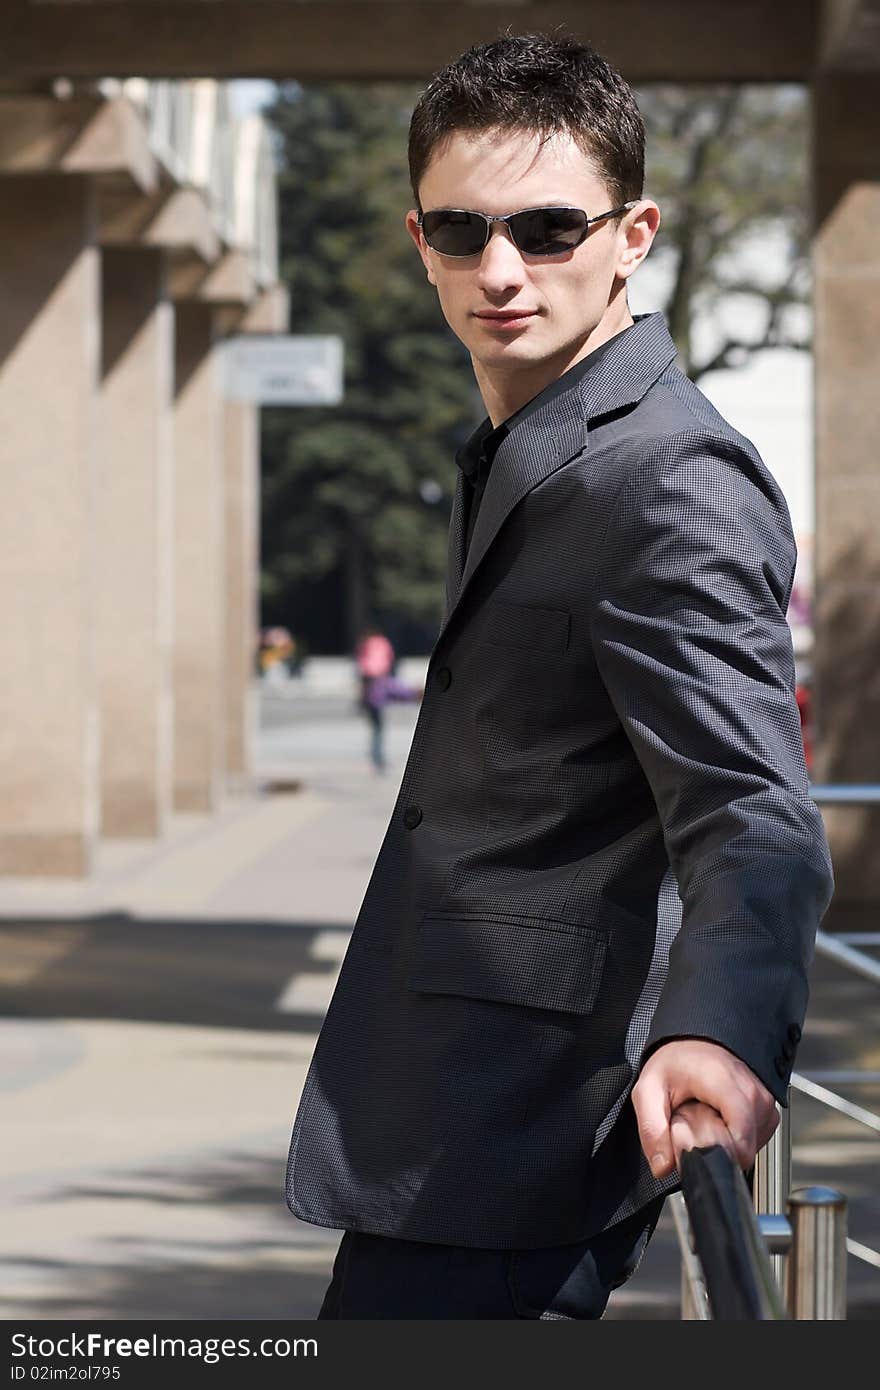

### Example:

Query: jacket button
xmin=403 ymin=804 xmax=422 ymax=830
xmin=436 ymin=666 xmax=452 ymax=691
xmin=774 ymin=1056 xmax=788 ymax=1079
xmin=787 ymin=1022 xmax=802 ymax=1045
xmin=782 ymin=1039 xmax=796 ymax=1062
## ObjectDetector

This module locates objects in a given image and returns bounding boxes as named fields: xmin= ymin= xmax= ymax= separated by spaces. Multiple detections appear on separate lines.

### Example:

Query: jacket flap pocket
xmin=408 ymin=912 xmax=606 ymax=1015
xmin=485 ymin=601 xmax=570 ymax=653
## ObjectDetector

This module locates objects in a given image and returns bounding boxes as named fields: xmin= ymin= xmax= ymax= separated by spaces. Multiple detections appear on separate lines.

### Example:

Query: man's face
xmin=406 ymin=127 xmax=652 ymax=385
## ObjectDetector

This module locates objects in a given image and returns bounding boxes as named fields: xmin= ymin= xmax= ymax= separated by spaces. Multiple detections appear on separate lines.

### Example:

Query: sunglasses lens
xmin=510 ymin=207 xmax=588 ymax=255
xmin=420 ymin=210 xmax=486 ymax=256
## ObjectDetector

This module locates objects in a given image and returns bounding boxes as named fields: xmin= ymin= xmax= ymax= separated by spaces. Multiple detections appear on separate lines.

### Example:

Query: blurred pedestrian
xmin=796 ymin=679 xmax=814 ymax=775
xmin=355 ymin=628 xmax=421 ymax=772
xmin=259 ymin=626 xmax=297 ymax=685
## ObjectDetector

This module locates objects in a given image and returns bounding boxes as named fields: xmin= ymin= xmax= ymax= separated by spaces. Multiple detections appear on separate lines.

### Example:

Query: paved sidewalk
xmin=0 ymin=702 xmax=412 ymax=1321
xmin=2 ymin=692 xmax=878 ymax=1319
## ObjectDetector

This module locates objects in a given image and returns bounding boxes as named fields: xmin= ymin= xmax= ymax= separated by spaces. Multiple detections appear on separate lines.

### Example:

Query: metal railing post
xmin=752 ymin=1099 xmax=791 ymax=1290
xmin=786 ymin=1186 xmax=848 ymax=1319
xmin=670 ymin=1192 xmax=711 ymax=1319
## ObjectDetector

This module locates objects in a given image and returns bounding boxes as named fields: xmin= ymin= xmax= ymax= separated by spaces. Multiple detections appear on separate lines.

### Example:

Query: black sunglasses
xmin=417 ymin=201 xmax=638 ymax=258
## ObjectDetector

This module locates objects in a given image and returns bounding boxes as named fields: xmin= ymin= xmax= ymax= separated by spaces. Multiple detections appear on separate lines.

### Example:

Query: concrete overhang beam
xmin=0 ymin=94 xmax=158 ymax=193
xmin=237 ymin=284 xmax=290 ymax=335
xmin=187 ymin=283 xmax=289 ymax=340
xmin=98 ymin=183 xmax=221 ymax=262
xmin=4 ymin=0 xmax=824 ymax=83
xmin=170 ymin=248 xmax=257 ymax=305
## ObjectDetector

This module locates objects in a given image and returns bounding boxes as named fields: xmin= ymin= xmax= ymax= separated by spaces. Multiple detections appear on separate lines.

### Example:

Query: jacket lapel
xmin=457 ymin=394 xmax=587 ymax=603
xmin=438 ymin=312 xmax=679 ymax=644
xmin=444 ymin=469 xmax=468 ymax=621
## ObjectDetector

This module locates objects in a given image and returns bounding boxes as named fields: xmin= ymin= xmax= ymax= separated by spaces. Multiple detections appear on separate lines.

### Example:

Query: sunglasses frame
xmin=417 ymin=200 xmax=640 ymax=259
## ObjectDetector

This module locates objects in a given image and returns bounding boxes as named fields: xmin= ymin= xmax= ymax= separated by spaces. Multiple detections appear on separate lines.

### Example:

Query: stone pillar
xmin=98 ymin=247 xmax=173 ymax=837
xmin=0 ymin=175 xmax=100 ymax=875
xmin=812 ymin=73 xmax=880 ymax=912
xmin=172 ymin=300 xmax=224 ymax=812
xmin=224 ymin=397 xmax=259 ymax=787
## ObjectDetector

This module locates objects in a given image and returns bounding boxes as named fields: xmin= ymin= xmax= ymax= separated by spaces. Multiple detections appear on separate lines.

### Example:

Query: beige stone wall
xmin=97 ymin=246 xmax=174 ymax=837
xmin=224 ymin=398 xmax=259 ymax=785
xmin=0 ymin=175 xmax=101 ymax=874
xmin=812 ymin=72 xmax=880 ymax=907
xmin=172 ymin=301 xmax=225 ymax=813
xmin=0 ymin=82 xmax=283 ymax=876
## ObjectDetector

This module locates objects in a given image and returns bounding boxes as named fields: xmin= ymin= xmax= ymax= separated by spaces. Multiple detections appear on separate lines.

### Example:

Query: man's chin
xmin=471 ymin=340 xmax=552 ymax=371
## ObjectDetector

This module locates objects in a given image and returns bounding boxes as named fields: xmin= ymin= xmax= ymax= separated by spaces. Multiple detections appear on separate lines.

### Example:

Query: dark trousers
xmin=363 ymin=704 xmax=385 ymax=770
xmin=316 ymin=1198 xmax=664 ymax=1320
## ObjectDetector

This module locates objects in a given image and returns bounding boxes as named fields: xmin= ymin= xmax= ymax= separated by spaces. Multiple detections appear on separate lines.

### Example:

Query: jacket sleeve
xmin=588 ymin=429 xmax=834 ymax=1101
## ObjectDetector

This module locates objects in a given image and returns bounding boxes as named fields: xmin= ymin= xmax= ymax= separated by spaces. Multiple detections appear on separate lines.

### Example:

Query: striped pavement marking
xmin=275 ymin=929 xmax=350 ymax=1014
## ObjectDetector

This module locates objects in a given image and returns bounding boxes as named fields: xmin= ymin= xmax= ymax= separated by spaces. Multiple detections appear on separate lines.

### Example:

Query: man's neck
xmin=473 ymin=304 xmax=635 ymax=428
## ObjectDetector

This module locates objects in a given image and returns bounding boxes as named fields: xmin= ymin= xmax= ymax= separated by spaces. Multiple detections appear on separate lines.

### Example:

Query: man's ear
xmin=615 ymin=199 xmax=661 ymax=281
xmin=405 ymin=209 xmax=437 ymax=285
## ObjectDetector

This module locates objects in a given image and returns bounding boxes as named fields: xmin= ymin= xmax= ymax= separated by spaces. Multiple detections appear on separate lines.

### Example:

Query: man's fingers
xmin=749 ymin=1084 xmax=780 ymax=1151
xmin=632 ymin=1040 xmax=783 ymax=1175
xmin=757 ymin=1102 xmax=781 ymax=1150
xmin=723 ymin=1079 xmax=779 ymax=1168
xmin=630 ymin=1074 xmax=674 ymax=1177
xmin=721 ymin=1102 xmax=758 ymax=1170
xmin=669 ymin=1102 xmax=737 ymax=1170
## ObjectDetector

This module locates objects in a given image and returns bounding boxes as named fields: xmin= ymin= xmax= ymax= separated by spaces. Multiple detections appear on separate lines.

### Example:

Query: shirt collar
xmin=455 ymin=417 xmax=504 ymax=485
xmin=454 ymin=320 xmax=638 ymax=486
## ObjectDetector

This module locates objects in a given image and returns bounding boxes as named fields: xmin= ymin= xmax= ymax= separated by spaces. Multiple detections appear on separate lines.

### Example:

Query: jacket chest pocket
xmin=408 ymin=912 xmax=607 ymax=1015
xmin=484 ymin=601 xmax=571 ymax=655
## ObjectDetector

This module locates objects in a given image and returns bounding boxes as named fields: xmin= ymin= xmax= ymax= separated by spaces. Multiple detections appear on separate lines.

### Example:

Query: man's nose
xmin=475 ymin=223 xmax=528 ymax=294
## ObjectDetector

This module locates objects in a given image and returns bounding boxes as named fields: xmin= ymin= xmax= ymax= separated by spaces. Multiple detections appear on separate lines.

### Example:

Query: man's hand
xmin=630 ymin=1038 xmax=779 ymax=1178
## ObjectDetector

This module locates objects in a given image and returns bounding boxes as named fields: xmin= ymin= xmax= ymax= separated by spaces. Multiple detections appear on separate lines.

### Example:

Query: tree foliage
xmin=637 ymin=84 xmax=809 ymax=379
xmin=260 ymin=82 xmax=476 ymax=654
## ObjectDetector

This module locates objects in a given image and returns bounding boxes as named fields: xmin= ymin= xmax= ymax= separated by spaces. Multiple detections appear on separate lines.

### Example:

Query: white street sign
xmin=224 ymin=334 xmax=344 ymax=405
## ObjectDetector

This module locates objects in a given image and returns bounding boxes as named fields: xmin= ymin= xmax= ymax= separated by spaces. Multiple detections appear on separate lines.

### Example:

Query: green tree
xmin=260 ymin=82 xmax=476 ymax=654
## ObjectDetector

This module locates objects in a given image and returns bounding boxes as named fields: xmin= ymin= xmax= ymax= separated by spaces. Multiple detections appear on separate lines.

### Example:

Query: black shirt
xmin=454 ymin=325 xmax=635 ymax=558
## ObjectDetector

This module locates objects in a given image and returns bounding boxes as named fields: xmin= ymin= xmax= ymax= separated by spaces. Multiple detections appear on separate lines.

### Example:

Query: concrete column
xmin=98 ymin=247 xmax=173 ymax=837
xmin=0 ymin=175 xmax=100 ymax=875
xmin=224 ymin=398 xmax=259 ymax=786
xmin=812 ymin=73 xmax=880 ymax=911
xmin=172 ymin=300 xmax=224 ymax=812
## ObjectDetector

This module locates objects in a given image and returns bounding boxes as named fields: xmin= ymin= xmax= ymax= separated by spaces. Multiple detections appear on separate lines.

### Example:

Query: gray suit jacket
xmin=285 ymin=311 xmax=834 ymax=1249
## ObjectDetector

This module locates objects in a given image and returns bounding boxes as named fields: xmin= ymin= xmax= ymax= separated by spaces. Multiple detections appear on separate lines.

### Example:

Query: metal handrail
xmin=678 ymin=1145 xmax=788 ymax=1319
xmin=789 ymin=1072 xmax=880 ymax=1273
xmin=803 ymin=911 xmax=880 ymax=1270
xmin=670 ymin=782 xmax=877 ymax=1309
xmin=808 ymin=784 xmax=880 ymax=802
xmin=790 ymin=1073 xmax=880 ymax=1135
xmin=674 ymin=1145 xmax=849 ymax=1318
xmin=774 ymin=782 xmax=880 ymax=1276
xmin=814 ymin=930 xmax=880 ymax=986
xmin=752 ymin=1102 xmax=790 ymax=1288
xmin=671 ymin=1191 xmax=711 ymax=1319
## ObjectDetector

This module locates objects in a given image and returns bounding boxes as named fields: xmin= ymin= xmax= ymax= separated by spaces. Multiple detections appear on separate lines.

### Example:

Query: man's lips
xmin=473 ymin=309 xmax=539 ymax=329
xmin=474 ymin=309 xmax=538 ymax=320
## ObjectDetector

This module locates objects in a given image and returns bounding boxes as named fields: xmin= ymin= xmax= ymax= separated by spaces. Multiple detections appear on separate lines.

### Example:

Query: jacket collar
xmin=441 ymin=312 xmax=679 ymax=640
xmin=576 ymin=309 xmax=679 ymax=423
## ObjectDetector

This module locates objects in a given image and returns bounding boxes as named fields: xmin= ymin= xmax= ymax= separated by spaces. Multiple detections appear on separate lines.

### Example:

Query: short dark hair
xmin=408 ymin=32 xmax=644 ymax=212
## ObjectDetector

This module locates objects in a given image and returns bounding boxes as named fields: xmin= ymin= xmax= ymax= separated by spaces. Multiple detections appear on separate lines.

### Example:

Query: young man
xmin=285 ymin=33 xmax=834 ymax=1319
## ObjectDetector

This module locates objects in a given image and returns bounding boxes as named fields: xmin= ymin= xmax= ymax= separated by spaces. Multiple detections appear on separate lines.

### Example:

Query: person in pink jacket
xmin=355 ymin=629 xmax=422 ymax=771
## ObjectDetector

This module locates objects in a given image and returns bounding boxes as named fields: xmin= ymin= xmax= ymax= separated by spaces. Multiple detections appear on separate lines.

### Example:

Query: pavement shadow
xmin=2 ymin=1152 xmax=336 ymax=1320
xmin=0 ymin=912 xmax=347 ymax=1034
